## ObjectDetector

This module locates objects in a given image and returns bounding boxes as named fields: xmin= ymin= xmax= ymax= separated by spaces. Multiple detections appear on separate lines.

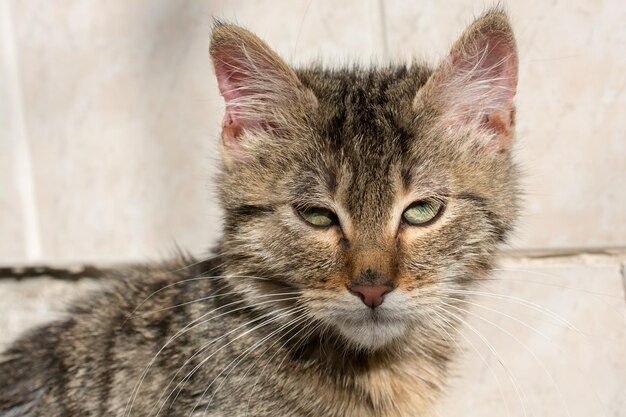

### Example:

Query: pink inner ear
xmin=213 ymin=58 xmax=266 ymax=154
xmin=215 ymin=63 xmax=251 ymax=127
xmin=216 ymin=72 xmax=239 ymax=102
xmin=442 ymin=32 xmax=518 ymax=141
xmin=210 ymin=25 xmax=306 ymax=164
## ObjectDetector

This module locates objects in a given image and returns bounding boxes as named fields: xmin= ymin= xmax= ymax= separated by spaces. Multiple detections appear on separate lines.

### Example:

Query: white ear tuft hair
xmin=416 ymin=11 xmax=518 ymax=152
xmin=209 ymin=23 xmax=315 ymax=163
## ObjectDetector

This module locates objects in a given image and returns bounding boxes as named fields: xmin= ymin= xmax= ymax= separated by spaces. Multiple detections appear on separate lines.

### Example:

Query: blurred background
xmin=1 ymin=0 xmax=625 ymax=416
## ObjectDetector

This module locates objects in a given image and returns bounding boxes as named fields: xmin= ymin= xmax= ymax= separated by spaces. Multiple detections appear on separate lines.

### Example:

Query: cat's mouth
xmin=323 ymin=291 xmax=411 ymax=350
xmin=342 ymin=309 xmax=397 ymax=325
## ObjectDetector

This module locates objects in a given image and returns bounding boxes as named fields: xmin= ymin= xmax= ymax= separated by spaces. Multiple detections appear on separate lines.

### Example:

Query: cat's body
xmin=1 ymin=10 xmax=520 ymax=417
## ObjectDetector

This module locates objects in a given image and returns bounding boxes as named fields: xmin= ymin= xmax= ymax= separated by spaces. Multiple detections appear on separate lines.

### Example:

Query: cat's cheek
xmin=394 ymin=245 xmax=449 ymax=290
xmin=395 ymin=270 xmax=437 ymax=292
xmin=308 ymin=272 xmax=351 ymax=292
xmin=305 ymin=228 xmax=344 ymax=249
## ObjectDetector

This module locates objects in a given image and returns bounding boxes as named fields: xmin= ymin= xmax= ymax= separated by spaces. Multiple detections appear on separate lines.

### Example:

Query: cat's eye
xmin=402 ymin=199 xmax=444 ymax=226
xmin=297 ymin=207 xmax=337 ymax=228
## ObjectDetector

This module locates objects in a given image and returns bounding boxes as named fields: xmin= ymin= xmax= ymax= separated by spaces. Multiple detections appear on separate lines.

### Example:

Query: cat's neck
xmin=288 ymin=329 xmax=449 ymax=417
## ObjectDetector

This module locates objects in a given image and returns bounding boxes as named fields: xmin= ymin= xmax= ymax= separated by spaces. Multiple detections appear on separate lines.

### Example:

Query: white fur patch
xmin=326 ymin=291 xmax=411 ymax=350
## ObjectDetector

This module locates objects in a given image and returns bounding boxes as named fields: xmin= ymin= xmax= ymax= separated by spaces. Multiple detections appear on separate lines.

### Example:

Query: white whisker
xmin=127 ymin=274 xmax=275 ymax=321
xmin=244 ymin=319 xmax=323 ymax=416
xmin=430 ymin=309 xmax=513 ymax=417
xmin=200 ymin=312 xmax=311 ymax=416
xmin=444 ymin=288 xmax=584 ymax=336
xmin=441 ymin=302 xmax=571 ymax=417
xmin=450 ymin=297 xmax=611 ymax=417
xmin=155 ymin=302 xmax=304 ymax=416
xmin=434 ymin=305 xmax=530 ymax=417
xmin=125 ymin=293 xmax=300 ymax=417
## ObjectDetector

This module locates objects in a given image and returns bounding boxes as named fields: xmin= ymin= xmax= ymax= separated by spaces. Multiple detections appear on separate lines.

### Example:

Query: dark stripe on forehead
xmin=286 ymin=162 xmax=339 ymax=204
xmin=342 ymin=158 xmax=399 ymax=223
xmin=231 ymin=204 xmax=274 ymax=219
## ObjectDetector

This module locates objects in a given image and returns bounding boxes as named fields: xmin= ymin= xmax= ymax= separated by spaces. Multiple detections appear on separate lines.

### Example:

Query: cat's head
xmin=210 ymin=11 xmax=519 ymax=351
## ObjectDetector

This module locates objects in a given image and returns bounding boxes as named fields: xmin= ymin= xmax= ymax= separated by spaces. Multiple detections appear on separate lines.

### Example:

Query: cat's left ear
xmin=415 ymin=11 xmax=518 ymax=152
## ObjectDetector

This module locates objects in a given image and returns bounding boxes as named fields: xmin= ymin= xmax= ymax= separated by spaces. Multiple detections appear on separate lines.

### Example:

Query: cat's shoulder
xmin=0 ymin=255 xmax=219 ymax=416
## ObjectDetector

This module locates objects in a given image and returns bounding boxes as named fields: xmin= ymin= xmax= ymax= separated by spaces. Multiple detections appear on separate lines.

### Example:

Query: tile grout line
xmin=501 ymin=247 xmax=626 ymax=263
xmin=1 ymin=1 xmax=42 ymax=262
xmin=2 ymin=248 xmax=626 ymax=281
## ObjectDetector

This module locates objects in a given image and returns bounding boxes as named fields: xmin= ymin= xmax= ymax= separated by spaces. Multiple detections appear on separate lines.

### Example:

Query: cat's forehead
xmin=298 ymin=66 xmax=439 ymax=162
xmin=292 ymin=67 xmax=440 ymax=216
xmin=298 ymin=66 xmax=431 ymax=143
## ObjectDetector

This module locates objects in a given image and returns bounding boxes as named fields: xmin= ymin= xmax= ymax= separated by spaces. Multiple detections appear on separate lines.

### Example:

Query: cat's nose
xmin=348 ymin=283 xmax=394 ymax=308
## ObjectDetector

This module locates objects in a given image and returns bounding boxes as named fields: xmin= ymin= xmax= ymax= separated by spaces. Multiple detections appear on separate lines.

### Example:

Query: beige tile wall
xmin=1 ymin=0 xmax=625 ymax=262
xmin=1 ymin=0 xmax=28 ymax=262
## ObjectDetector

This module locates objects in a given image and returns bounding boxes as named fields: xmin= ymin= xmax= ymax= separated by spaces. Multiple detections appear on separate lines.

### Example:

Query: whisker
xmin=181 ymin=306 xmax=306 ymax=417
xmin=138 ymin=289 xmax=301 ymax=315
xmin=125 ymin=293 xmax=300 ymax=417
xmin=126 ymin=274 xmax=275 ymax=321
xmin=199 ymin=312 xmax=311 ymax=416
xmin=444 ymin=288 xmax=584 ymax=336
xmin=449 ymin=297 xmax=611 ymax=417
xmin=244 ymin=319 xmax=323 ymax=416
xmin=162 ymin=253 xmax=222 ymax=274
xmin=434 ymin=305 xmax=531 ymax=417
xmin=154 ymin=302 xmax=304 ymax=416
xmin=429 ymin=309 xmax=513 ymax=417
xmin=491 ymin=267 xmax=625 ymax=300
xmin=489 ymin=267 xmax=626 ymax=325
xmin=441 ymin=302 xmax=571 ymax=417
xmin=235 ymin=314 xmax=314 ymax=390
xmin=151 ymin=305 xmax=297 ymax=417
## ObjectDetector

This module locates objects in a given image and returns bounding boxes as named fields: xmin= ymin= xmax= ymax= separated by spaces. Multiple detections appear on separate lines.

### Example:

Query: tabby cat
xmin=0 ymin=9 xmax=519 ymax=417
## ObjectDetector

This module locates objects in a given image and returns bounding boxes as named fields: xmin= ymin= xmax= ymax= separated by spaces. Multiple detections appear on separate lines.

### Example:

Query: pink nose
xmin=348 ymin=284 xmax=393 ymax=308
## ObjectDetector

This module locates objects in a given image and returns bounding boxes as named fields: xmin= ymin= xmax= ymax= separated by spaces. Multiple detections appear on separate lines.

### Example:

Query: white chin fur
xmin=314 ymin=290 xmax=411 ymax=351
xmin=335 ymin=319 xmax=408 ymax=351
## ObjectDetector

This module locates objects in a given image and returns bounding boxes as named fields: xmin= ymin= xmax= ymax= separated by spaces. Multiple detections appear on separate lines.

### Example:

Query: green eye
xmin=402 ymin=200 xmax=444 ymax=226
xmin=298 ymin=207 xmax=337 ymax=228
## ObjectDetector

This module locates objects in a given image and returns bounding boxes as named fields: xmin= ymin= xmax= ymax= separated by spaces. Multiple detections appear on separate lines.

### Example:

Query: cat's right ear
xmin=210 ymin=22 xmax=316 ymax=165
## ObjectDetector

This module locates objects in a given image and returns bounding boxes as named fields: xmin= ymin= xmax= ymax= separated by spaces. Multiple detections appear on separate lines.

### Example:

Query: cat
xmin=0 ymin=8 xmax=519 ymax=417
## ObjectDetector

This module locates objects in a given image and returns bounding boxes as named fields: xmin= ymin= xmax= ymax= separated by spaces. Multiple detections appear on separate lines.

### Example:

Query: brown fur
xmin=0 ymin=9 xmax=519 ymax=417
